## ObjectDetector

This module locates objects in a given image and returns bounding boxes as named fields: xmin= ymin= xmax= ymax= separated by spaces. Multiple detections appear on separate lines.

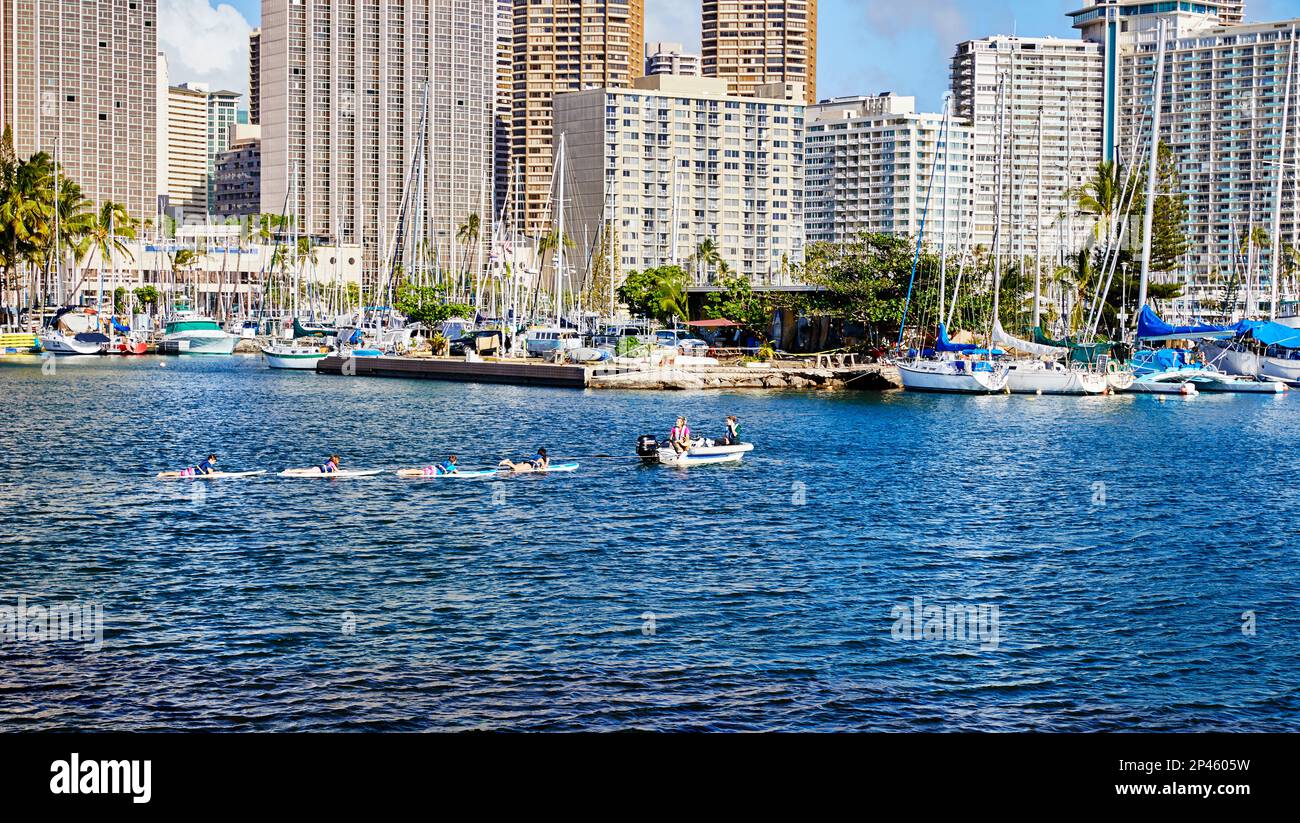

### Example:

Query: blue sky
xmin=171 ymin=0 xmax=1300 ymax=111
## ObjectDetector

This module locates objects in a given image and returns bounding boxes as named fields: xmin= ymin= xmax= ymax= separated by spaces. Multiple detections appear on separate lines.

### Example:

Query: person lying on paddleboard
xmin=195 ymin=454 xmax=218 ymax=475
xmin=499 ymin=447 xmax=549 ymax=472
xmin=670 ymin=417 xmax=691 ymax=454
xmin=319 ymin=455 xmax=341 ymax=474
xmin=434 ymin=455 xmax=459 ymax=475
xmin=722 ymin=416 xmax=741 ymax=446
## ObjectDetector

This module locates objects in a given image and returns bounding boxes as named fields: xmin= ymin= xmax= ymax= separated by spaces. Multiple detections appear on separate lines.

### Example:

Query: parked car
xmin=449 ymin=329 xmax=504 ymax=356
xmin=654 ymin=329 xmax=709 ymax=354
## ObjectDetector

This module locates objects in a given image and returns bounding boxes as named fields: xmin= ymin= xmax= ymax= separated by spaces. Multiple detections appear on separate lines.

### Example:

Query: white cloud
xmin=864 ymin=0 xmax=970 ymax=47
xmin=646 ymin=0 xmax=702 ymax=53
xmin=158 ymin=0 xmax=253 ymax=101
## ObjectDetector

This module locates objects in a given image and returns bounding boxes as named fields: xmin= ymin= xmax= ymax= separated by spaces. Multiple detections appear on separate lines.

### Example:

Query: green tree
xmin=1149 ymin=142 xmax=1189 ymax=273
xmin=394 ymin=283 xmax=472 ymax=329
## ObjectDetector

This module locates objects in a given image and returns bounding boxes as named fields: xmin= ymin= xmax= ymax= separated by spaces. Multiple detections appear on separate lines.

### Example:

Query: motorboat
xmin=160 ymin=313 xmax=237 ymax=355
xmin=39 ymin=330 xmax=104 ymax=355
xmin=263 ymin=342 xmax=333 ymax=370
xmin=636 ymin=435 xmax=754 ymax=466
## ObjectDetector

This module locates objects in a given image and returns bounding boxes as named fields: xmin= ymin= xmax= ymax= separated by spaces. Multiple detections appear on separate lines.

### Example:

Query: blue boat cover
xmin=1231 ymin=320 xmax=1300 ymax=348
xmin=112 ymin=317 xmax=131 ymax=333
xmin=935 ymin=323 xmax=978 ymax=353
xmin=74 ymin=332 xmax=110 ymax=344
xmin=1137 ymin=305 xmax=1232 ymax=340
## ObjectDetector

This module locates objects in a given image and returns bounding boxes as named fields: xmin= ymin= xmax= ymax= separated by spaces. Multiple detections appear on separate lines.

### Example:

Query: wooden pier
xmin=315 ymin=355 xmax=589 ymax=388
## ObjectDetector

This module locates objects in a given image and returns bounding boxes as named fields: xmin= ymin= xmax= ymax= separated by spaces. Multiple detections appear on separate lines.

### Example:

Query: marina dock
xmin=313 ymin=353 xmax=897 ymax=391
xmin=315 ymin=355 xmax=589 ymax=388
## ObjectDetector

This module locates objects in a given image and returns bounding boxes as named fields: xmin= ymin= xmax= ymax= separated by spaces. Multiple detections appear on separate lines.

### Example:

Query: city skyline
xmin=163 ymin=0 xmax=1300 ymax=112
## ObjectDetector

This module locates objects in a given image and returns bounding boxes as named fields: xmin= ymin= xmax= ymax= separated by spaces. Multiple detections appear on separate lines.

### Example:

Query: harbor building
xmin=66 ymin=226 xmax=363 ymax=318
xmin=702 ymin=0 xmax=817 ymax=105
xmin=0 ymin=0 xmax=159 ymax=222
xmin=951 ymin=35 xmax=1106 ymax=264
xmin=646 ymin=42 xmax=701 ymax=77
xmin=1070 ymin=1 xmax=1300 ymax=316
xmin=165 ymin=84 xmax=210 ymax=222
xmin=805 ymin=94 xmax=974 ymax=249
xmin=261 ymin=0 xmax=497 ymax=284
xmin=553 ymin=75 xmax=805 ymax=287
xmin=511 ymin=0 xmax=645 ymax=234
xmin=248 ymin=27 xmax=261 ymax=126
xmin=213 ymin=124 xmax=261 ymax=220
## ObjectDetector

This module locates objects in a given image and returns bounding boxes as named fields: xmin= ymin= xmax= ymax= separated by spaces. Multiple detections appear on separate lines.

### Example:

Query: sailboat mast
xmin=938 ymin=93 xmax=951 ymax=326
xmin=1269 ymin=25 xmax=1296 ymax=320
xmin=1136 ymin=18 xmax=1168 ymax=322
xmin=556 ymin=131 xmax=567 ymax=328
xmin=989 ymin=74 xmax=1007 ymax=351
xmin=1034 ymin=106 xmax=1043 ymax=329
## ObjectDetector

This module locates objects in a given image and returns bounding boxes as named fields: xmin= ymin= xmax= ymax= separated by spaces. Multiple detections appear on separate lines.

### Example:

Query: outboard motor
xmin=636 ymin=435 xmax=661 ymax=463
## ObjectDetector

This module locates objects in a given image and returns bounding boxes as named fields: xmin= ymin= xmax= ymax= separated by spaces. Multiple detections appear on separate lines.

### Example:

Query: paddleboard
xmin=156 ymin=470 xmax=268 ymax=480
xmin=396 ymin=467 xmax=500 ymax=479
xmin=501 ymin=461 xmax=580 ymax=475
xmin=278 ymin=468 xmax=385 ymax=478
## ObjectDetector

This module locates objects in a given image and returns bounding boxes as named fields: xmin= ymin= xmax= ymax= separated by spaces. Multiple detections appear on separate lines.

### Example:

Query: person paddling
xmin=431 ymin=455 xmax=459 ymax=476
xmin=670 ymin=417 xmax=691 ymax=455
xmin=499 ymin=447 xmax=549 ymax=472
xmin=194 ymin=454 xmax=219 ymax=476
xmin=319 ymin=455 xmax=341 ymax=474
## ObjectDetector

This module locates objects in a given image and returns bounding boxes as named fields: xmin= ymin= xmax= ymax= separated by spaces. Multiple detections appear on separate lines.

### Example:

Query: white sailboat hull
xmin=1005 ymin=362 xmax=1108 ymax=395
xmin=898 ymin=361 xmax=1010 ymax=394
xmin=1201 ymin=339 xmax=1300 ymax=384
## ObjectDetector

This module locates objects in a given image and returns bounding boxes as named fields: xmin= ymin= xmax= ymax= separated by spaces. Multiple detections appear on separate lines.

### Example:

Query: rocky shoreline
xmin=588 ymin=363 xmax=900 ymax=391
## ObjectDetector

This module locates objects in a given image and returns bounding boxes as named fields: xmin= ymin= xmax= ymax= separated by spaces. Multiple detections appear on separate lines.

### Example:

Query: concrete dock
xmin=313 ymin=352 xmax=899 ymax=392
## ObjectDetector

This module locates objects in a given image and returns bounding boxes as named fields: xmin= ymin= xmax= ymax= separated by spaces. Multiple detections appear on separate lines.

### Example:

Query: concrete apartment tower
xmin=261 ymin=0 xmax=497 ymax=283
xmin=1071 ymin=0 xmax=1300 ymax=316
xmin=951 ymin=35 xmax=1105 ymax=263
xmin=166 ymin=84 xmax=209 ymax=221
xmin=645 ymin=42 xmax=701 ymax=77
xmin=805 ymin=94 xmax=973 ymax=248
xmin=513 ymin=0 xmax=645 ymax=234
xmin=553 ymin=75 xmax=805 ymax=284
xmin=248 ymin=28 xmax=261 ymax=126
xmin=0 ymin=0 xmax=159 ymax=221
xmin=702 ymin=0 xmax=817 ymax=105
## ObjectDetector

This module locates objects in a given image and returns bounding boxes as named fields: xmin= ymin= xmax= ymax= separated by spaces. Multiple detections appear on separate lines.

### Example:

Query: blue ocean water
xmin=0 ymin=354 xmax=1296 ymax=731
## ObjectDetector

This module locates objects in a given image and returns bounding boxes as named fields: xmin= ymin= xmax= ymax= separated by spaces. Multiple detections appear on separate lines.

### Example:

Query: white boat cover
xmin=992 ymin=319 xmax=1068 ymax=358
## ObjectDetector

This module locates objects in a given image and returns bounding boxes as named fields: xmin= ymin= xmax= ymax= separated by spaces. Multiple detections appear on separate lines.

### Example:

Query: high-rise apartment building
xmin=166 ymin=84 xmax=209 ymax=220
xmin=262 ymin=0 xmax=497 ymax=281
xmin=553 ymin=75 xmax=804 ymax=286
xmin=645 ymin=42 xmax=701 ymax=77
xmin=1072 ymin=2 xmax=1300 ymax=315
xmin=0 ymin=0 xmax=158 ymax=221
xmin=206 ymin=89 xmax=240 ymax=212
xmin=702 ymin=0 xmax=817 ymax=105
xmin=512 ymin=0 xmax=645 ymax=234
xmin=951 ymin=36 xmax=1105 ymax=262
xmin=248 ymin=27 xmax=261 ymax=126
xmin=493 ymin=0 xmax=512 ymax=218
xmin=213 ymin=124 xmax=261 ymax=219
xmin=805 ymin=94 xmax=973 ymax=248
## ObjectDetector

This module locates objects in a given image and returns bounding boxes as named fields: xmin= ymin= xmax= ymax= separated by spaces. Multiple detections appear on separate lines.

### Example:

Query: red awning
xmin=685 ymin=319 xmax=739 ymax=328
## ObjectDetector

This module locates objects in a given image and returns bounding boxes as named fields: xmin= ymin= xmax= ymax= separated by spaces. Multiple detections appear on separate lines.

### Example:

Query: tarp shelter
xmin=686 ymin=319 xmax=739 ymax=327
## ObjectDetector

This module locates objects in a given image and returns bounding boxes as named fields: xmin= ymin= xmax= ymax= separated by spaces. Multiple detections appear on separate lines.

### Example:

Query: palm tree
xmin=692 ymin=237 xmax=722 ymax=282
xmin=1077 ymin=161 xmax=1128 ymax=248
xmin=653 ymin=266 xmax=690 ymax=324
xmin=456 ymin=212 xmax=481 ymax=277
